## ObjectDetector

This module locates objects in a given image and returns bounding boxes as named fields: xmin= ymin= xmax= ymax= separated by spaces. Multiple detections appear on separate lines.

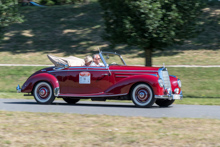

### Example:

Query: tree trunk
xmin=144 ymin=48 xmax=152 ymax=67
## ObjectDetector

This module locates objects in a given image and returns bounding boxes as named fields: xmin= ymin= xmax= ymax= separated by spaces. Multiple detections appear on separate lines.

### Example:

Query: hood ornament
xmin=163 ymin=63 xmax=165 ymax=68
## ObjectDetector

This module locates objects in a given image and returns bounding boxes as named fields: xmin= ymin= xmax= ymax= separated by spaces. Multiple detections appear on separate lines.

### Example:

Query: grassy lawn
xmin=0 ymin=111 xmax=219 ymax=146
xmin=0 ymin=66 xmax=220 ymax=105
xmin=0 ymin=66 xmax=44 ymax=93
xmin=0 ymin=2 xmax=219 ymax=65
xmin=168 ymin=67 xmax=220 ymax=98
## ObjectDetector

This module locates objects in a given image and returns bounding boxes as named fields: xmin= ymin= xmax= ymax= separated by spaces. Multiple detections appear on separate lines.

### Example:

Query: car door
xmin=87 ymin=67 xmax=111 ymax=94
xmin=63 ymin=67 xmax=111 ymax=94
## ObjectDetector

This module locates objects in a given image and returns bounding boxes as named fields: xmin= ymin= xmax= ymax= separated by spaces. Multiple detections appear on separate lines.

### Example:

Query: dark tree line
xmin=0 ymin=0 xmax=23 ymax=41
xmin=99 ymin=0 xmax=206 ymax=66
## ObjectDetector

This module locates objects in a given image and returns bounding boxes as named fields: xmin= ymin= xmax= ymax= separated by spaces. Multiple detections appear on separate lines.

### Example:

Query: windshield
xmin=101 ymin=52 xmax=126 ymax=66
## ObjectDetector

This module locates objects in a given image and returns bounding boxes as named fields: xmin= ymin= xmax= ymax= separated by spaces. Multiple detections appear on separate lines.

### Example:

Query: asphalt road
xmin=0 ymin=98 xmax=220 ymax=119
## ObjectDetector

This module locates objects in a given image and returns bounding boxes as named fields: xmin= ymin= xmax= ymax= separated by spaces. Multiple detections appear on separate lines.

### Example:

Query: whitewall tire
xmin=131 ymin=83 xmax=155 ymax=107
xmin=33 ymin=82 xmax=55 ymax=104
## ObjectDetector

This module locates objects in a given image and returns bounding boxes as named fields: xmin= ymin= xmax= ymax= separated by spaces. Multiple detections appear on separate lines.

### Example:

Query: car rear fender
xmin=21 ymin=73 xmax=59 ymax=93
xmin=105 ymin=75 xmax=163 ymax=95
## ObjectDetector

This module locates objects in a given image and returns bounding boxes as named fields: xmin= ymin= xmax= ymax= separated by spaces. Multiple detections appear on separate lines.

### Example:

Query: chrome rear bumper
xmin=54 ymin=87 xmax=60 ymax=97
xmin=16 ymin=85 xmax=21 ymax=93
xmin=155 ymin=91 xmax=183 ymax=100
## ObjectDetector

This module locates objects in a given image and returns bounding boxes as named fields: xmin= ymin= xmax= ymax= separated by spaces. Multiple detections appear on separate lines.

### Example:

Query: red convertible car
xmin=17 ymin=51 xmax=182 ymax=107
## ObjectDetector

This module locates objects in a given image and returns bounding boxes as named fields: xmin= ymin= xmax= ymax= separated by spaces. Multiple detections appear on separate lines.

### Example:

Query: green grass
xmin=168 ymin=67 xmax=220 ymax=98
xmin=0 ymin=66 xmax=220 ymax=105
xmin=0 ymin=111 xmax=220 ymax=147
xmin=0 ymin=66 xmax=44 ymax=92
xmin=174 ymin=98 xmax=220 ymax=105
xmin=0 ymin=2 xmax=219 ymax=65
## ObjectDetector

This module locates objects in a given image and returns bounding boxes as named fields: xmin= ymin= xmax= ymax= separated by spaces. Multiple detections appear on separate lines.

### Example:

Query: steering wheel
xmin=109 ymin=62 xmax=119 ymax=66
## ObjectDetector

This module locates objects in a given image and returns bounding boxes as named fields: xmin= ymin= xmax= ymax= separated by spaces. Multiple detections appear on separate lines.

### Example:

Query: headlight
xmin=158 ymin=78 xmax=163 ymax=88
xmin=177 ymin=79 xmax=181 ymax=88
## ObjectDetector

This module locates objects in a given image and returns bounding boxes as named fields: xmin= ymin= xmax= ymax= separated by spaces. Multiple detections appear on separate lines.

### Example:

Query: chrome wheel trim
xmin=132 ymin=84 xmax=153 ymax=106
xmin=34 ymin=82 xmax=52 ymax=103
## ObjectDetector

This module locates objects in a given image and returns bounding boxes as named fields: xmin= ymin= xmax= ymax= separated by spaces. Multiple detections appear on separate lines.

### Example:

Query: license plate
xmin=173 ymin=94 xmax=181 ymax=99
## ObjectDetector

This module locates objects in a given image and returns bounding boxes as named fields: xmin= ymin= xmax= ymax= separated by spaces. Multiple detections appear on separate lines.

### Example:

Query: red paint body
xmin=21 ymin=72 xmax=59 ymax=93
xmin=21 ymin=65 xmax=181 ymax=99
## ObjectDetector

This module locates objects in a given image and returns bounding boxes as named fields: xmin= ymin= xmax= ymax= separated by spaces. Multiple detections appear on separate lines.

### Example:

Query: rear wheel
xmin=63 ymin=98 xmax=80 ymax=104
xmin=130 ymin=83 xmax=155 ymax=108
xmin=156 ymin=99 xmax=175 ymax=107
xmin=33 ymin=82 xmax=55 ymax=104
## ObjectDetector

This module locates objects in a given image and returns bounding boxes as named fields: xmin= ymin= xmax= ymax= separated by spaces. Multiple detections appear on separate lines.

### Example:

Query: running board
xmin=58 ymin=93 xmax=127 ymax=98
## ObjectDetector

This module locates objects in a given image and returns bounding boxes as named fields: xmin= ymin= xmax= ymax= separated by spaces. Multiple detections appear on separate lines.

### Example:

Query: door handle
xmin=102 ymin=73 xmax=108 ymax=76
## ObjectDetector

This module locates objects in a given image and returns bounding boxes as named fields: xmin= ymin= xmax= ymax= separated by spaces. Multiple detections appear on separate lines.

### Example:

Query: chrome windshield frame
xmin=99 ymin=51 xmax=126 ymax=67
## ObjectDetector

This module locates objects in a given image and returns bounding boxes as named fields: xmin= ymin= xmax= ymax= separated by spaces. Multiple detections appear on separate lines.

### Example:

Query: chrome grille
xmin=161 ymin=70 xmax=171 ymax=89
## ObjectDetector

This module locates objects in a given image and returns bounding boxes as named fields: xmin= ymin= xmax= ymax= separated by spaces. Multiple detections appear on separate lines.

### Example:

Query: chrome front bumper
xmin=155 ymin=91 xmax=183 ymax=100
xmin=16 ymin=85 xmax=21 ymax=93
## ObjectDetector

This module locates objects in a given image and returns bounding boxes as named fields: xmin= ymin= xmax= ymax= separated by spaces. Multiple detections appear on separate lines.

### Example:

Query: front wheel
xmin=63 ymin=98 xmax=80 ymax=104
xmin=33 ymin=82 xmax=55 ymax=104
xmin=130 ymin=83 xmax=155 ymax=108
xmin=155 ymin=99 xmax=175 ymax=107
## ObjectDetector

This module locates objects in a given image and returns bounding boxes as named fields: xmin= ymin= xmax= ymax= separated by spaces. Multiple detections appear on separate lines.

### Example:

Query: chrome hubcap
xmin=135 ymin=87 xmax=150 ymax=103
xmin=137 ymin=90 xmax=148 ymax=101
xmin=138 ymin=91 xmax=145 ymax=98
xmin=39 ymin=87 xmax=48 ymax=98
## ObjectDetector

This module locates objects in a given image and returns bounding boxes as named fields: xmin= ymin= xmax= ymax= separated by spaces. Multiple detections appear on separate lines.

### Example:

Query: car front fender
xmin=21 ymin=73 xmax=59 ymax=93
xmin=169 ymin=76 xmax=182 ymax=94
xmin=105 ymin=75 xmax=164 ymax=95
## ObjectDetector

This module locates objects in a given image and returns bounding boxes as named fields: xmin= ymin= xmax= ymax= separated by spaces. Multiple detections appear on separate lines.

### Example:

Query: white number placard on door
xmin=79 ymin=72 xmax=91 ymax=84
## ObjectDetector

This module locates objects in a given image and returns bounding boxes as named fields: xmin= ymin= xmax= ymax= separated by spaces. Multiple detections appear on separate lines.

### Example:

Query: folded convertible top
xmin=47 ymin=54 xmax=85 ymax=67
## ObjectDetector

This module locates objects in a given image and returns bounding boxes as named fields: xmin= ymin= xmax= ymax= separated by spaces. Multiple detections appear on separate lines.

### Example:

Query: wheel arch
xmin=21 ymin=73 xmax=59 ymax=93
xmin=129 ymin=82 xmax=154 ymax=97
xmin=32 ymin=80 xmax=54 ymax=95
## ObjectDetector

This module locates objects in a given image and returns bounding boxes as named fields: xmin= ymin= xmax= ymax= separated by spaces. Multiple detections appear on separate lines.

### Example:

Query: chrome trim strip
xmin=16 ymin=85 xmax=21 ymax=93
xmin=114 ymin=72 xmax=158 ymax=75
xmin=48 ymin=70 xmax=109 ymax=72
xmin=115 ymin=76 xmax=129 ymax=78
xmin=54 ymin=87 xmax=60 ymax=97
xmin=112 ymin=70 xmax=158 ymax=72
xmin=115 ymin=74 xmax=157 ymax=77
xmin=147 ymin=74 xmax=158 ymax=77
xmin=58 ymin=93 xmax=127 ymax=98
xmin=48 ymin=70 xmax=158 ymax=73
